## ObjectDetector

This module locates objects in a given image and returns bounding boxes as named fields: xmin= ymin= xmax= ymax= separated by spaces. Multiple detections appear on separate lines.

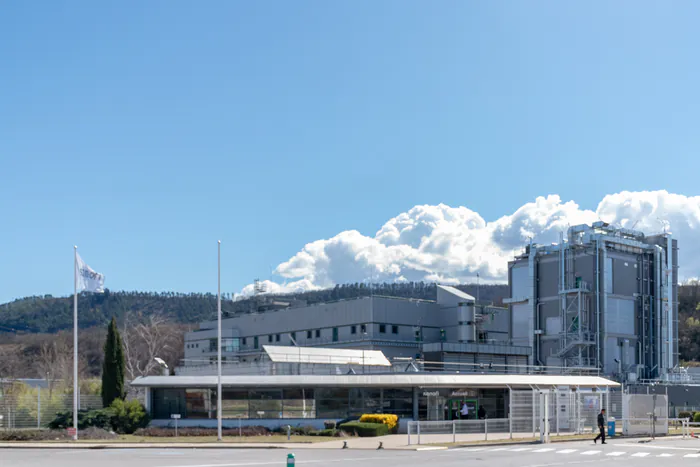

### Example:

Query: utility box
xmin=607 ymin=418 xmax=615 ymax=437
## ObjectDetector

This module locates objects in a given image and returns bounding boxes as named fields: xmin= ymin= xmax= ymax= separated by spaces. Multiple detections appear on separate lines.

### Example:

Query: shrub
xmin=324 ymin=420 xmax=337 ymax=430
xmin=0 ymin=430 xmax=71 ymax=441
xmin=133 ymin=426 xmax=271 ymax=437
xmin=678 ymin=411 xmax=692 ymax=420
xmin=693 ymin=412 xmax=700 ymax=423
xmin=48 ymin=408 xmax=114 ymax=431
xmin=109 ymin=399 xmax=150 ymax=434
xmin=339 ymin=422 xmax=389 ymax=437
xmin=359 ymin=414 xmax=398 ymax=431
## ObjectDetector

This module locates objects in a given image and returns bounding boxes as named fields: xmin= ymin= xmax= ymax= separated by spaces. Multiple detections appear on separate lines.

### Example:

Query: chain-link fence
xmin=0 ymin=385 xmax=102 ymax=430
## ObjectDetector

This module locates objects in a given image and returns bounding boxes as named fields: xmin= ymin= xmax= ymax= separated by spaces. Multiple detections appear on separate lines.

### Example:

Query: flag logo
xmin=76 ymin=253 xmax=105 ymax=293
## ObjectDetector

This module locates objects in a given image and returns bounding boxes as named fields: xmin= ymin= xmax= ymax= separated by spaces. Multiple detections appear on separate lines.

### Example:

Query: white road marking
xmin=489 ymin=447 xmax=511 ymax=451
xmin=556 ymin=449 xmax=577 ymax=454
xmin=618 ymin=444 xmax=699 ymax=451
xmin=684 ymin=453 xmax=700 ymax=458
xmin=581 ymin=450 xmax=601 ymax=455
xmin=509 ymin=447 xmax=533 ymax=452
xmin=657 ymin=453 xmax=674 ymax=457
xmin=606 ymin=452 xmax=626 ymax=457
xmin=631 ymin=452 xmax=650 ymax=457
xmin=159 ymin=457 xmax=391 ymax=467
xmin=532 ymin=448 xmax=555 ymax=453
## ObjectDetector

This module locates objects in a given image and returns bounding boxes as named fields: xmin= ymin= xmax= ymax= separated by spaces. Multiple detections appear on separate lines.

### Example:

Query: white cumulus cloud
xmin=238 ymin=191 xmax=700 ymax=296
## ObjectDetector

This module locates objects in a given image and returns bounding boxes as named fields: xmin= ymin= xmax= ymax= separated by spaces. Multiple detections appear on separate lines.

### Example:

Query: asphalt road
xmin=4 ymin=438 xmax=700 ymax=467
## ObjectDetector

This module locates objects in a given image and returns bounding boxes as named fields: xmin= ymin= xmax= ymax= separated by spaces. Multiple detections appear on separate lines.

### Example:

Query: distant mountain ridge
xmin=0 ymin=282 xmax=509 ymax=334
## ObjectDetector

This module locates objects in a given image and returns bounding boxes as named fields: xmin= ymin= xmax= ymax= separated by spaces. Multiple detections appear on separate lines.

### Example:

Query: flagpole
xmin=217 ymin=240 xmax=222 ymax=441
xmin=73 ymin=245 xmax=78 ymax=441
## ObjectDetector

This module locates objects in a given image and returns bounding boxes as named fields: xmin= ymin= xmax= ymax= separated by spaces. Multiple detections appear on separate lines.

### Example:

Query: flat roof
xmin=131 ymin=373 xmax=619 ymax=389
xmin=263 ymin=345 xmax=391 ymax=366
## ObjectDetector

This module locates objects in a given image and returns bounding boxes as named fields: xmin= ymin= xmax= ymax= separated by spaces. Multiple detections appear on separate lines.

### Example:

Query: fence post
xmin=485 ymin=418 xmax=488 ymax=441
xmin=508 ymin=387 xmax=513 ymax=440
xmin=408 ymin=422 xmax=411 ymax=446
xmin=532 ymin=390 xmax=536 ymax=438
xmin=417 ymin=422 xmax=421 ymax=445
xmin=453 ymin=420 xmax=456 ymax=443
xmin=37 ymin=387 xmax=41 ymax=429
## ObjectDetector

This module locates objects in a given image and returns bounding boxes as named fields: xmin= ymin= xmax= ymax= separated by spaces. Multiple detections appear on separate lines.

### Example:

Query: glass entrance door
xmin=446 ymin=398 xmax=478 ymax=420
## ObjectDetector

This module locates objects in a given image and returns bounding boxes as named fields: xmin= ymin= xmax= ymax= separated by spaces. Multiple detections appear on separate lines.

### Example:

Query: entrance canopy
xmin=131 ymin=373 xmax=619 ymax=389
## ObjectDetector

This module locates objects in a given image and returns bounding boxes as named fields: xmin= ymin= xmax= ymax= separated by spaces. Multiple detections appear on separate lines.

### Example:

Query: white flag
xmin=76 ymin=253 xmax=105 ymax=293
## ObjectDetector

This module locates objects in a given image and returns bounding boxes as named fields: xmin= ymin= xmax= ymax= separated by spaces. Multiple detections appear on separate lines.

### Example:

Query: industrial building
xmin=130 ymin=222 xmax=685 ymax=428
xmin=506 ymin=222 xmax=678 ymax=381
xmin=181 ymin=285 xmax=532 ymax=375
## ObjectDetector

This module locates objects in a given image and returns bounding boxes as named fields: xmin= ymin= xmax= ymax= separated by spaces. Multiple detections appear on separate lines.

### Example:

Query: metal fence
xmin=0 ymin=387 xmax=102 ymax=430
xmin=407 ymin=389 xmax=685 ymax=445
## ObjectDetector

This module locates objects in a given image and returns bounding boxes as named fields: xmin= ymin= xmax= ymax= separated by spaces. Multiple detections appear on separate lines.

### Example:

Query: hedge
xmin=339 ymin=422 xmax=389 ymax=437
xmin=48 ymin=400 xmax=150 ymax=434
xmin=694 ymin=412 xmax=700 ymax=423
xmin=359 ymin=414 xmax=398 ymax=431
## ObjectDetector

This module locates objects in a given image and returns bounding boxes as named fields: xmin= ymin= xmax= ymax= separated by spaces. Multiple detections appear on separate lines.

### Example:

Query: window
xmin=392 ymin=325 xmax=399 ymax=334
xmin=379 ymin=324 xmax=386 ymax=334
xmin=360 ymin=324 xmax=366 ymax=334
xmin=275 ymin=334 xmax=281 ymax=342
xmin=222 ymin=338 xmax=239 ymax=353
xmin=315 ymin=329 xmax=321 ymax=338
xmin=351 ymin=325 xmax=357 ymax=335
xmin=254 ymin=336 xmax=259 ymax=349
xmin=209 ymin=339 xmax=217 ymax=352
xmin=268 ymin=335 xmax=273 ymax=343
xmin=306 ymin=330 xmax=312 ymax=339
xmin=332 ymin=328 xmax=338 ymax=342
xmin=196 ymin=343 xmax=199 ymax=348
xmin=242 ymin=337 xmax=247 ymax=346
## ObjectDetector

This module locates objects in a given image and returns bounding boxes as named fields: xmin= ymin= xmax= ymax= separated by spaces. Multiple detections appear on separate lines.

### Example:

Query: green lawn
xmin=73 ymin=434 xmax=338 ymax=444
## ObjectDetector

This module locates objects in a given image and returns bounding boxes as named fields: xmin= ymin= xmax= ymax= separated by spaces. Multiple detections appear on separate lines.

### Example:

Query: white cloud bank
xmin=240 ymin=191 xmax=700 ymax=296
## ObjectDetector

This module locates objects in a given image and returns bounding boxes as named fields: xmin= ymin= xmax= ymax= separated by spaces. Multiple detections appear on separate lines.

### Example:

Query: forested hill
xmin=4 ymin=282 xmax=700 ymax=363
xmin=0 ymin=282 xmax=509 ymax=334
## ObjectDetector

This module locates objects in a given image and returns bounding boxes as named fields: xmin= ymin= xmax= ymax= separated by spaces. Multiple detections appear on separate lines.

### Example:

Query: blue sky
xmin=2 ymin=2 xmax=699 ymax=303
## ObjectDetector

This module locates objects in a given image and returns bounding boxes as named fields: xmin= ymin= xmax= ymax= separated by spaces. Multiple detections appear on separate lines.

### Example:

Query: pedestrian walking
xmin=594 ymin=409 xmax=607 ymax=444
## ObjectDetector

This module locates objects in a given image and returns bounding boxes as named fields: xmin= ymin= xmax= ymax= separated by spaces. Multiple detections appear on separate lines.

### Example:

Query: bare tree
xmin=122 ymin=311 xmax=181 ymax=382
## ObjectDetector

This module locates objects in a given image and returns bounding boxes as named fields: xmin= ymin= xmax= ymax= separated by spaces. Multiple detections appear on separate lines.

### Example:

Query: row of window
xmin=187 ymin=323 xmax=409 ymax=352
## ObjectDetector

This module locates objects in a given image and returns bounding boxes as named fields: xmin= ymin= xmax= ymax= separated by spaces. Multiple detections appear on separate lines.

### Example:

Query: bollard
xmin=287 ymin=453 xmax=295 ymax=467
xmin=287 ymin=425 xmax=291 ymax=441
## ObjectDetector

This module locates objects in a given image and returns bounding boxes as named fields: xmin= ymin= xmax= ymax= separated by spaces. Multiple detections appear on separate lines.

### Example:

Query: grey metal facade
xmin=507 ymin=222 xmax=678 ymax=381
xmin=183 ymin=286 xmax=524 ymax=370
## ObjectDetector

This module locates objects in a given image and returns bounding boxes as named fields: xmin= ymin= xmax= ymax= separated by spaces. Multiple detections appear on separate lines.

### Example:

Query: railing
xmin=407 ymin=418 xmax=510 ymax=445
xmin=177 ymin=355 xmax=601 ymax=377
xmin=406 ymin=417 xmax=690 ymax=445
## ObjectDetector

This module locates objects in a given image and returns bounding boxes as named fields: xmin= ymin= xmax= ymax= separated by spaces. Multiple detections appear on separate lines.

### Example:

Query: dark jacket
xmin=597 ymin=413 xmax=605 ymax=428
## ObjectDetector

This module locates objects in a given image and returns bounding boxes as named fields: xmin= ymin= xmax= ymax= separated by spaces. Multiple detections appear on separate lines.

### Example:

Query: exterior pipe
xmin=536 ymin=301 xmax=544 ymax=366
xmin=654 ymin=246 xmax=662 ymax=378
xmin=528 ymin=246 xmax=537 ymax=367
xmin=595 ymin=239 xmax=601 ymax=373
xmin=667 ymin=235 xmax=674 ymax=371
